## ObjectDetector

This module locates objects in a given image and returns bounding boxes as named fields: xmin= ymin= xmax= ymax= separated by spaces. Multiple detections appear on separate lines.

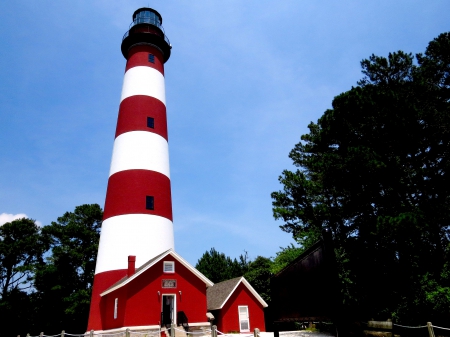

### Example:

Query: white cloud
xmin=0 ymin=213 xmax=42 ymax=227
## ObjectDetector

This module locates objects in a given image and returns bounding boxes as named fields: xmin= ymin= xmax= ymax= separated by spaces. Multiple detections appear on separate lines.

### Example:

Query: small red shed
xmin=207 ymin=277 xmax=268 ymax=333
xmin=99 ymin=249 xmax=213 ymax=331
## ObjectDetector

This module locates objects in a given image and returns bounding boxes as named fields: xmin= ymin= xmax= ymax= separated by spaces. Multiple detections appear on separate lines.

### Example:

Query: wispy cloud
xmin=0 ymin=213 xmax=42 ymax=226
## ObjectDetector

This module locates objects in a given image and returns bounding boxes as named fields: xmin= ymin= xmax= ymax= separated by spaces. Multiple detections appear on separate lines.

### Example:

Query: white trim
xmin=121 ymin=66 xmax=166 ymax=105
xmin=114 ymin=298 xmax=118 ymax=319
xmin=161 ymin=294 xmax=177 ymax=325
xmin=216 ymin=277 xmax=268 ymax=309
xmin=100 ymin=249 xmax=213 ymax=296
xmin=109 ymin=131 xmax=170 ymax=178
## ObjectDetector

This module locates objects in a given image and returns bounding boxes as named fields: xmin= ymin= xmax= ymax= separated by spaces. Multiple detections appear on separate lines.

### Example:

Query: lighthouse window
xmin=146 ymin=196 xmax=154 ymax=210
xmin=147 ymin=117 xmax=155 ymax=129
xmin=114 ymin=298 xmax=118 ymax=319
xmin=163 ymin=261 xmax=175 ymax=273
xmin=148 ymin=54 xmax=155 ymax=63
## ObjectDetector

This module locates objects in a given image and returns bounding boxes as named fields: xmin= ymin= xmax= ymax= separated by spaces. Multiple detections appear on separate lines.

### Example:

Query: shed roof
xmin=207 ymin=276 xmax=268 ymax=310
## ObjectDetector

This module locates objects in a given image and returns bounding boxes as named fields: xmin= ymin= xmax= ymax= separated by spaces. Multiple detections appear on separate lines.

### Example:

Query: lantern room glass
xmin=133 ymin=10 xmax=161 ymax=27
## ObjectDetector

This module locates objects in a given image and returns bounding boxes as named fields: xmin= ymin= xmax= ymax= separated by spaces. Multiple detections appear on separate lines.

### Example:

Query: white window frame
xmin=238 ymin=305 xmax=250 ymax=332
xmin=114 ymin=298 xmax=118 ymax=319
xmin=163 ymin=261 xmax=175 ymax=273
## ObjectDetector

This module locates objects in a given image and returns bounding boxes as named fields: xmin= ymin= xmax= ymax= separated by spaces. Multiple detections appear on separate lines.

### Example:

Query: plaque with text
xmin=162 ymin=279 xmax=177 ymax=288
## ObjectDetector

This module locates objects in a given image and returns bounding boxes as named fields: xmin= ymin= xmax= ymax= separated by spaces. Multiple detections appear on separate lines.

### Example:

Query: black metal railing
xmin=122 ymin=25 xmax=171 ymax=47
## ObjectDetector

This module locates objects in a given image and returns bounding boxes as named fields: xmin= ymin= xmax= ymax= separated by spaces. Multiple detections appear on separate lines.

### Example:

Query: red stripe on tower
xmin=87 ymin=8 xmax=173 ymax=331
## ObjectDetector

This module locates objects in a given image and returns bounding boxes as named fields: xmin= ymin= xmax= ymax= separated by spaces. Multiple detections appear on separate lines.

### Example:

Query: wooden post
xmin=61 ymin=330 xmax=65 ymax=337
xmin=273 ymin=323 xmax=279 ymax=337
xmin=253 ymin=328 xmax=260 ymax=337
xmin=26 ymin=334 xmax=30 ymax=337
xmin=427 ymin=322 xmax=435 ymax=337
xmin=170 ymin=323 xmax=175 ymax=337
xmin=212 ymin=325 xmax=217 ymax=337
xmin=40 ymin=332 xmax=44 ymax=337
xmin=90 ymin=330 xmax=94 ymax=337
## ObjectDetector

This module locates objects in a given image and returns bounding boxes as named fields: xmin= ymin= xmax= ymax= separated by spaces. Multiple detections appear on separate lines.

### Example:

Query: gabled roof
xmin=207 ymin=276 xmax=268 ymax=310
xmin=100 ymin=249 xmax=214 ymax=296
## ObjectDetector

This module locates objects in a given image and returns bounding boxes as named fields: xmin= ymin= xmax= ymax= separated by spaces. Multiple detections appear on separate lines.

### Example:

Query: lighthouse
xmin=86 ymin=8 xmax=267 ymax=333
xmin=87 ymin=8 xmax=174 ymax=330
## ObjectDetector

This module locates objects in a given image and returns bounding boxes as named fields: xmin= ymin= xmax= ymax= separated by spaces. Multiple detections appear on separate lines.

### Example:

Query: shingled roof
xmin=207 ymin=276 xmax=268 ymax=310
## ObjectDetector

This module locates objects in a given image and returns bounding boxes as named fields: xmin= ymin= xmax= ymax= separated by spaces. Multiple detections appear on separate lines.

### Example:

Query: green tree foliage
xmin=271 ymin=32 xmax=450 ymax=324
xmin=0 ymin=218 xmax=47 ymax=298
xmin=34 ymin=204 xmax=103 ymax=333
xmin=0 ymin=218 xmax=48 ymax=336
xmin=270 ymin=244 xmax=303 ymax=275
xmin=244 ymin=256 xmax=272 ymax=303
xmin=196 ymin=249 xmax=275 ymax=303
xmin=195 ymin=248 xmax=249 ymax=283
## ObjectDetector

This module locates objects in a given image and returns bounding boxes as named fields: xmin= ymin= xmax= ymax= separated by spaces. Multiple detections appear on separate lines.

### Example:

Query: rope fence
xmin=393 ymin=324 xmax=429 ymax=329
xmin=20 ymin=321 xmax=450 ymax=337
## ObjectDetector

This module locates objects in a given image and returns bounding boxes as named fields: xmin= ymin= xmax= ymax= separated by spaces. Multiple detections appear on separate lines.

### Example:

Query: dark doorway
xmin=162 ymin=295 xmax=175 ymax=326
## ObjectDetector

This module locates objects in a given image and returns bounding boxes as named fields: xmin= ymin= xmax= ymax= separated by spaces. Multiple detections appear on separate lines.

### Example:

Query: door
xmin=238 ymin=306 xmax=250 ymax=332
xmin=162 ymin=295 xmax=176 ymax=326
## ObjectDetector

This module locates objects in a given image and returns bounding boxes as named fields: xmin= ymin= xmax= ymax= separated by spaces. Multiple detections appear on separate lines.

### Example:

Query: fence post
xmin=90 ymin=330 xmax=94 ymax=337
xmin=170 ymin=323 xmax=175 ymax=337
xmin=253 ymin=328 xmax=260 ymax=337
xmin=61 ymin=330 xmax=65 ymax=337
xmin=126 ymin=328 xmax=130 ymax=337
xmin=26 ymin=334 xmax=30 ymax=337
xmin=427 ymin=322 xmax=435 ymax=337
xmin=273 ymin=323 xmax=279 ymax=337
xmin=212 ymin=325 xmax=217 ymax=337
xmin=40 ymin=332 xmax=44 ymax=337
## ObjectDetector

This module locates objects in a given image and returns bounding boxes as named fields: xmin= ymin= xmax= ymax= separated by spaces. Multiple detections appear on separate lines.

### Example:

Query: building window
xmin=163 ymin=261 xmax=175 ymax=273
xmin=238 ymin=306 xmax=250 ymax=332
xmin=114 ymin=298 xmax=118 ymax=319
xmin=147 ymin=117 xmax=155 ymax=129
xmin=146 ymin=196 xmax=154 ymax=210
xmin=148 ymin=54 xmax=155 ymax=63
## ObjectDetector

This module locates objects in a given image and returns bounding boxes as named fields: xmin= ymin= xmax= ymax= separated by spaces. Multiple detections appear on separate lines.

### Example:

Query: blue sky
xmin=0 ymin=1 xmax=448 ymax=266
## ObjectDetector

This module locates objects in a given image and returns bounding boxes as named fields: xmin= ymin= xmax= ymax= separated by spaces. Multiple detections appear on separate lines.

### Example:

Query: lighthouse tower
xmin=88 ymin=8 xmax=173 ymax=330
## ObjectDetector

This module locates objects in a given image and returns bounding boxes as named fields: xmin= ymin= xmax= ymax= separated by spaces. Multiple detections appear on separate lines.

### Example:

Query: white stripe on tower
xmin=121 ymin=66 xmax=166 ymax=104
xmin=109 ymin=132 xmax=170 ymax=177
xmin=95 ymin=215 xmax=173 ymax=273
xmin=88 ymin=7 xmax=174 ymax=331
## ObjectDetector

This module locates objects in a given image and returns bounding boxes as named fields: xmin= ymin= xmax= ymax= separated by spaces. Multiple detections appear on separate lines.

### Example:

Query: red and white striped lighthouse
xmin=87 ymin=8 xmax=173 ymax=330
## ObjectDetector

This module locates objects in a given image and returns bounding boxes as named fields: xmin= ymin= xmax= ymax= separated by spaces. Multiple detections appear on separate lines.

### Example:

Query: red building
xmin=207 ymin=277 xmax=268 ymax=333
xmin=99 ymin=250 xmax=213 ymax=331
